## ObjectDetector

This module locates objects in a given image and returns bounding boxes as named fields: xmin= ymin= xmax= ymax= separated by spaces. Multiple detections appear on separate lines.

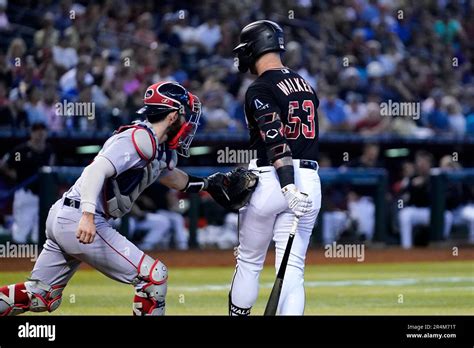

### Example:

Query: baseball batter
xmin=0 ymin=81 xmax=226 ymax=316
xmin=230 ymin=20 xmax=322 ymax=315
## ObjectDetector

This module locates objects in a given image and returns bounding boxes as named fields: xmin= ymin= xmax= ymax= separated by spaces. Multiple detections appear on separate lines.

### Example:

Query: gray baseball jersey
xmin=31 ymin=121 xmax=174 ymax=287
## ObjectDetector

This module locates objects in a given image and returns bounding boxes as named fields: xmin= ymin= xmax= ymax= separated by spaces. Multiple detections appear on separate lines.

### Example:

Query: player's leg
xmin=460 ymin=205 xmax=474 ymax=243
xmin=31 ymin=193 xmax=40 ymax=244
xmin=273 ymin=169 xmax=321 ymax=315
xmin=0 ymin=201 xmax=81 ymax=316
xmin=137 ymin=212 xmax=172 ymax=250
xmin=11 ymin=189 xmax=35 ymax=244
xmin=322 ymin=211 xmax=347 ymax=244
xmin=229 ymin=168 xmax=287 ymax=315
xmin=163 ymin=211 xmax=189 ymax=250
xmin=398 ymin=206 xmax=416 ymax=249
xmin=53 ymin=208 xmax=167 ymax=315
xmin=443 ymin=210 xmax=453 ymax=240
xmin=400 ymin=207 xmax=431 ymax=248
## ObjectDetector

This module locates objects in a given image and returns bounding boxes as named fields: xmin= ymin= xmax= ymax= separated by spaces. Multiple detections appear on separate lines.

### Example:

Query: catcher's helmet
xmin=233 ymin=20 xmax=286 ymax=73
xmin=136 ymin=81 xmax=201 ymax=157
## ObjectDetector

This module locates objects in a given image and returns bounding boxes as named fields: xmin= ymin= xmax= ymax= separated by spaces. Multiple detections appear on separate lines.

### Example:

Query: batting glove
xmin=282 ymin=184 xmax=312 ymax=217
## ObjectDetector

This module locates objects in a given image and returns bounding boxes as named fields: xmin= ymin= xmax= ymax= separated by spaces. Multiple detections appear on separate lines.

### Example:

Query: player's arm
xmin=76 ymin=155 xmax=116 ymax=244
xmin=158 ymin=167 xmax=208 ymax=192
xmin=247 ymin=84 xmax=312 ymax=217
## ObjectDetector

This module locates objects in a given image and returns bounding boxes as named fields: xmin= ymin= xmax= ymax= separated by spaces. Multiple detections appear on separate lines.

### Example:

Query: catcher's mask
xmin=136 ymin=81 xmax=201 ymax=157
xmin=233 ymin=20 xmax=286 ymax=73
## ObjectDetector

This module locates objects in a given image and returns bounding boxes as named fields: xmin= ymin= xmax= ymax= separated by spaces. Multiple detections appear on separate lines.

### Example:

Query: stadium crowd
xmin=0 ymin=0 xmax=473 ymax=136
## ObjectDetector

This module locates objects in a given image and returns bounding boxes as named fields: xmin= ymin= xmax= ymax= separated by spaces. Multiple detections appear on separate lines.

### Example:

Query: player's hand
xmin=76 ymin=212 xmax=96 ymax=244
xmin=281 ymin=184 xmax=312 ymax=218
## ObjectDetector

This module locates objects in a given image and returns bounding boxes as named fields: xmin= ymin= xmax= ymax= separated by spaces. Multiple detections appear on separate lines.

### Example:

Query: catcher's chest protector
xmin=103 ymin=122 xmax=177 ymax=218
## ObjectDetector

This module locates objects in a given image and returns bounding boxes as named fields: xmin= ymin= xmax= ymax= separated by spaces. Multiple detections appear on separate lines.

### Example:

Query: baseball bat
xmin=264 ymin=215 xmax=300 ymax=316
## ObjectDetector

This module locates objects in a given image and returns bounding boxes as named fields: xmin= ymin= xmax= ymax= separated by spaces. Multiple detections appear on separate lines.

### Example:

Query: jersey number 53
xmin=285 ymin=100 xmax=316 ymax=139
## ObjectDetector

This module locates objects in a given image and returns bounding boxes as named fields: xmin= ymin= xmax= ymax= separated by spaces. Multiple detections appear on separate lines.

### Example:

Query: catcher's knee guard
xmin=0 ymin=280 xmax=65 ymax=316
xmin=133 ymin=255 xmax=168 ymax=316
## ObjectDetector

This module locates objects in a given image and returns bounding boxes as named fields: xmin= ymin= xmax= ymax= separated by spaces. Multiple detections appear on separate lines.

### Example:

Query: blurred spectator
xmin=52 ymin=34 xmax=79 ymax=71
xmin=398 ymin=151 xmax=453 ymax=249
xmin=0 ymin=122 xmax=55 ymax=243
xmin=344 ymin=92 xmax=366 ymax=128
xmin=0 ymin=0 xmax=10 ymax=31
xmin=0 ymin=80 xmax=13 ymax=128
xmin=24 ymin=86 xmax=47 ymax=126
xmin=195 ymin=17 xmax=222 ymax=54
xmin=443 ymin=97 xmax=466 ymax=136
xmin=422 ymin=90 xmax=450 ymax=133
xmin=354 ymin=102 xmax=390 ymax=135
xmin=320 ymin=91 xmax=349 ymax=132
xmin=34 ymin=12 xmax=59 ymax=49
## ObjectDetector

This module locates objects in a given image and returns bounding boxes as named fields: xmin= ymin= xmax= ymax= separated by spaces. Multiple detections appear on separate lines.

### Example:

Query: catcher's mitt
xmin=207 ymin=167 xmax=259 ymax=211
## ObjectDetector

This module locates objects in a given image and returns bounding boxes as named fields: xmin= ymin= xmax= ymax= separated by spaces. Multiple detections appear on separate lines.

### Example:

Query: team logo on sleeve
xmin=254 ymin=98 xmax=269 ymax=111
xmin=265 ymin=129 xmax=279 ymax=139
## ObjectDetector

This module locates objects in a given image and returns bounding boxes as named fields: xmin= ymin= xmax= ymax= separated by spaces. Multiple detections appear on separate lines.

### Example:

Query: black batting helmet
xmin=233 ymin=20 xmax=286 ymax=73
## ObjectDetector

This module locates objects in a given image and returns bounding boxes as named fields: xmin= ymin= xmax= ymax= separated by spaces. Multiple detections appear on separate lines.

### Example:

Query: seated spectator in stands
xmin=398 ymin=151 xmax=453 ymax=249
xmin=52 ymin=34 xmax=79 ymax=71
xmin=134 ymin=12 xmax=156 ymax=46
xmin=195 ymin=17 xmax=222 ymax=54
xmin=34 ymin=12 xmax=59 ymax=49
xmin=0 ymin=1 xmax=10 ymax=31
xmin=43 ymin=85 xmax=63 ymax=132
xmin=444 ymin=98 xmax=466 ymax=136
xmin=354 ymin=102 xmax=391 ymax=135
xmin=158 ymin=13 xmax=182 ymax=49
xmin=59 ymin=59 xmax=94 ymax=97
xmin=24 ymin=86 xmax=48 ymax=126
xmin=344 ymin=92 xmax=366 ymax=129
xmin=319 ymin=91 xmax=350 ymax=132
xmin=439 ymin=155 xmax=474 ymax=244
xmin=339 ymin=67 xmax=368 ymax=101
xmin=0 ymin=49 xmax=12 ymax=88
xmin=6 ymin=38 xmax=26 ymax=81
xmin=201 ymin=82 xmax=241 ymax=131
xmin=422 ymin=89 xmax=450 ymax=133
xmin=0 ymin=80 xmax=14 ymax=128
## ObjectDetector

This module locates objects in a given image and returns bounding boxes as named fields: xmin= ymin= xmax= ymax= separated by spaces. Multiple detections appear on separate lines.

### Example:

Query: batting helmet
xmin=233 ymin=20 xmax=286 ymax=73
xmin=136 ymin=81 xmax=201 ymax=157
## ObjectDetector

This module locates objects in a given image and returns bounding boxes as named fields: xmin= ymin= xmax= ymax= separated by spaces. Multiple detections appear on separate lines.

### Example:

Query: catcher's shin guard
xmin=133 ymin=255 xmax=168 ymax=316
xmin=0 ymin=281 xmax=65 ymax=316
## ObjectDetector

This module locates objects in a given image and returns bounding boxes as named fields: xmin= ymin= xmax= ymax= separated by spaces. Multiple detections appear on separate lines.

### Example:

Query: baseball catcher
xmin=0 ymin=81 xmax=249 ymax=316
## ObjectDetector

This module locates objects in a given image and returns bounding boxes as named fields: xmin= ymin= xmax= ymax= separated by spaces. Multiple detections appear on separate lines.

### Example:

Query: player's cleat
xmin=0 ymin=281 xmax=65 ymax=316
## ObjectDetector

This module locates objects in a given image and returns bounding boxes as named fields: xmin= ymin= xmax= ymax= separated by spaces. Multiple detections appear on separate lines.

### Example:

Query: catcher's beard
xmin=166 ymin=117 xmax=183 ymax=143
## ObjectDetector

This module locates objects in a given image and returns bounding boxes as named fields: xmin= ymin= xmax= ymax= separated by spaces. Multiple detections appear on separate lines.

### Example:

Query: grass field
xmin=0 ymin=261 xmax=472 ymax=315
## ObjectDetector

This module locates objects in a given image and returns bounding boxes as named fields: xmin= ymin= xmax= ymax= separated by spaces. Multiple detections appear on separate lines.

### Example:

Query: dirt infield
xmin=1 ymin=246 xmax=473 ymax=271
